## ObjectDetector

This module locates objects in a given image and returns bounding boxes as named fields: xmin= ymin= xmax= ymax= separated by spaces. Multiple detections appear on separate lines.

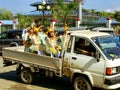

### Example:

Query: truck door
xmin=64 ymin=36 xmax=105 ymax=86
xmin=63 ymin=36 xmax=73 ymax=77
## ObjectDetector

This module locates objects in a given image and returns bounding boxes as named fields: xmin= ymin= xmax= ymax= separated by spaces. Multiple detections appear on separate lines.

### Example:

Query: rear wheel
xmin=20 ymin=67 xmax=33 ymax=84
xmin=73 ymin=76 xmax=92 ymax=90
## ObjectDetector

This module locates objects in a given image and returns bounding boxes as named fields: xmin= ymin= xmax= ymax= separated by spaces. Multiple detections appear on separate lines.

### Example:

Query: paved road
xmin=0 ymin=57 xmax=120 ymax=90
xmin=0 ymin=56 xmax=3 ymax=68
xmin=0 ymin=57 xmax=73 ymax=90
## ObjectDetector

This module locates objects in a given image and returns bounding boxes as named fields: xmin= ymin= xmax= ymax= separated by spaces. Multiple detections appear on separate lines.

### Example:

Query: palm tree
xmin=51 ymin=0 xmax=78 ymax=26
xmin=15 ymin=13 xmax=32 ymax=28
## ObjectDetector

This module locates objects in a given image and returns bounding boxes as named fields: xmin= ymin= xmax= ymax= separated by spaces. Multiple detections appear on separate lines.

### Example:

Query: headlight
xmin=112 ymin=67 xmax=117 ymax=74
xmin=106 ymin=67 xmax=118 ymax=75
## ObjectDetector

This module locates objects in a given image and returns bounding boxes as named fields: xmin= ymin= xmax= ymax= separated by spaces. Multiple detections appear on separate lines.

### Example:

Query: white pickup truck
xmin=2 ymin=30 xmax=120 ymax=90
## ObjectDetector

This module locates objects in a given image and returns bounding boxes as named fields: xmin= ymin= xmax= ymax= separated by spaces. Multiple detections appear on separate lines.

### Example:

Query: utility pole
xmin=78 ymin=1 xmax=82 ymax=24
xmin=75 ymin=0 xmax=85 ymax=27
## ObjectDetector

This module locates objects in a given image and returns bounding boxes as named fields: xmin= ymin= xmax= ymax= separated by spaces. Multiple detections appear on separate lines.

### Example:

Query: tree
xmin=51 ymin=0 xmax=78 ymax=26
xmin=15 ymin=13 xmax=32 ymax=28
xmin=114 ymin=11 xmax=120 ymax=21
xmin=74 ymin=0 xmax=83 ymax=2
xmin=3 ymin=9 xmax=13 ymax=19
xmin=0 ymin=9 xmax=13 ymax=20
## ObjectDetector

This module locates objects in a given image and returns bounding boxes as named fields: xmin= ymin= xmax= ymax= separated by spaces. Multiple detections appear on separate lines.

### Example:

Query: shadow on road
xmin=0 ymin=69 xmax=73 ymax=90
xmin=0 ymin=67 xmax=119 ymax=90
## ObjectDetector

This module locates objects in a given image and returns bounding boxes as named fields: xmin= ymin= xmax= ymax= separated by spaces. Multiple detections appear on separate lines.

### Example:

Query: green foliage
xmin=51 ymin=0 xmax=78 ymax=25
xmin=1 ymin=6 xmax=120 ymax=29
xmin=0 ymin=9 xmax=13 ymax=20
xmin=82 ymin=8 xmax=116 ymax=20
xmin=98 ymin=11 xmax=114 ymax=18
xmin=15 ymin=13 xmax=32 ymax=28
xmin=114 ymin=11 xmax=120 ymax=21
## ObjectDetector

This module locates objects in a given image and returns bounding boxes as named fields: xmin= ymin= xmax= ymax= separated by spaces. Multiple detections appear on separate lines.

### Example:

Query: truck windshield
xmin=93 ymin=36 xmax=120 ymax=60
xmin=100 ymin=31 xmax=114 ymax=37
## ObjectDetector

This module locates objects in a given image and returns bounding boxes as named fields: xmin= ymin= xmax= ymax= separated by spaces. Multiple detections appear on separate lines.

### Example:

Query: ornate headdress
xmin=64 ymin=23 xmax=69 ymax=31
xmin=48 ymin=24 xmax=54 ymax=32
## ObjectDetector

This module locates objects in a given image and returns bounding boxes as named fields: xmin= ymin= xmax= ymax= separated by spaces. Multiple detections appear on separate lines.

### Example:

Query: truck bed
xmin=2 ymin=46 xmax=63 ymax=76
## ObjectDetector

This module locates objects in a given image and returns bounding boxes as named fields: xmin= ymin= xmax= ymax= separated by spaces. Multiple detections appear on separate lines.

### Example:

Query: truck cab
xmin=0 ymin=29 xmax=24 ymax=53
xmin=63 ymin=30 xmax=120 ymax=90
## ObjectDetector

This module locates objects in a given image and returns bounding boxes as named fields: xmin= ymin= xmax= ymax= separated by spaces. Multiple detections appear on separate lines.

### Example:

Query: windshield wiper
xmin=112 ymin=55 xmax=117 ymax=61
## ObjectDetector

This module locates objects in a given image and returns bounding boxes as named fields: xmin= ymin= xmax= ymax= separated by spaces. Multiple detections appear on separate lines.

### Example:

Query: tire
xmin=73 ymin=76 xmax=92 ymax=90
xmin=20 ymin=67 xmax=33 ymax=84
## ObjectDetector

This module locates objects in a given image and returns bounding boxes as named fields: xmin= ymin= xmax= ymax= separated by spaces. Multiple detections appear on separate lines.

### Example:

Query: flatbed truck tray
xmin=2 ymin=46 xmax=63 ymax=76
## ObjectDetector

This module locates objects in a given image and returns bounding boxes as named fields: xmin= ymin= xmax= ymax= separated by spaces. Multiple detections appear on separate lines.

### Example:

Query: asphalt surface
xmin=0 ymin=56 xmax=120 ymax=90
xmin=0 ymin=56 xmax=73 ymax=90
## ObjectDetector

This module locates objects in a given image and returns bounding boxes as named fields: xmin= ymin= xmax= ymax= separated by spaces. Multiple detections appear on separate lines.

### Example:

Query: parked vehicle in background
xmin=91 ymin=27 xmax=115 ymax=36
xmin=0 ymin=29 xmax=24 ymax=65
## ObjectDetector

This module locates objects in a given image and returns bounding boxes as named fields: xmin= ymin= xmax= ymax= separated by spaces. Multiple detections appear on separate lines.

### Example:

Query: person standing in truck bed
xmin=24 ymin=27 xmax=33 ymax=52
xmin=45 ymin=24 xmax=61 ymax=57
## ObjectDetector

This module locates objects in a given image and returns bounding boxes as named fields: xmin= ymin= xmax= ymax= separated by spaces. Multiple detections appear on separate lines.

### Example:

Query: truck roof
xmin=70 ymin=30 xmax=110 ymax=38
xmin=91 ymin=27 xmax=114 ymax=31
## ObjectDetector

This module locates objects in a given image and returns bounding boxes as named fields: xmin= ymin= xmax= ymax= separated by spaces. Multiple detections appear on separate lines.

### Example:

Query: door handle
xmin=72 ymin=57 xmax=77 ymax=60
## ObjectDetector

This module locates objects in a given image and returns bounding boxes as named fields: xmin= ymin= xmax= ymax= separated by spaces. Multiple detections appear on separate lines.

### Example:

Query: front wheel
xmin=73 ymin=76 xmax=92 ymax=90
xmin=20 ymin=67 xmax=33 ymax=84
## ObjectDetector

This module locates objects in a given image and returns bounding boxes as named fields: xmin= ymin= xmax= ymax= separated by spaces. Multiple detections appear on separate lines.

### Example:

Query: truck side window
xmin=67 ymin=36 xmax=73 ymax=53
xmin=8 ymin=33 xmax=15 ymax=39
xmin=74 ymin=37 xmax=96 ymax=57
xmin=0 ymin=33 xmax=7 ymax=39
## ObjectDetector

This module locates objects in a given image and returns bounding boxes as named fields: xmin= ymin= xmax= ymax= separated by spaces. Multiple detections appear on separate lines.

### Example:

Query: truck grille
xmin=117 ymin=66 xmax=120 ymax=73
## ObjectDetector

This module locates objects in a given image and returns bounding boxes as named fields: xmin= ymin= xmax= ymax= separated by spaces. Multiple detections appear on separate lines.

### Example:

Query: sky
xmin=83 ymin=0 xmax=120 ymax=12
xmin=0 ymin=0 xmax=120 ymax=15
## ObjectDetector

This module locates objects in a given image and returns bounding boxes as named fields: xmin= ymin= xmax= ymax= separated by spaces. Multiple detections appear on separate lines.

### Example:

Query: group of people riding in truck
xmin=23 ymin=23 xmax=69 ymax=58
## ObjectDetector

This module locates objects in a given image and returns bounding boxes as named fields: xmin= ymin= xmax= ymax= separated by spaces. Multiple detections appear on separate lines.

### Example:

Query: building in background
xmin=0 ymin=20 xmax=13 ymax=32
xmin=0 ymin=19 xmax=18 ymax=31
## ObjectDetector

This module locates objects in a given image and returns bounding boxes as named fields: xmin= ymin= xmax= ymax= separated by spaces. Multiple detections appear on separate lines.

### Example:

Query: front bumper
xmin=104 ymin=75 xmax=120 ymax=85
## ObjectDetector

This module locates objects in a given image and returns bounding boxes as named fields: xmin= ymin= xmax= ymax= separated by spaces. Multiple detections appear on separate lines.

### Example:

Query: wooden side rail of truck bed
xmin=2 ymin=46 xmax=63 ymax=77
